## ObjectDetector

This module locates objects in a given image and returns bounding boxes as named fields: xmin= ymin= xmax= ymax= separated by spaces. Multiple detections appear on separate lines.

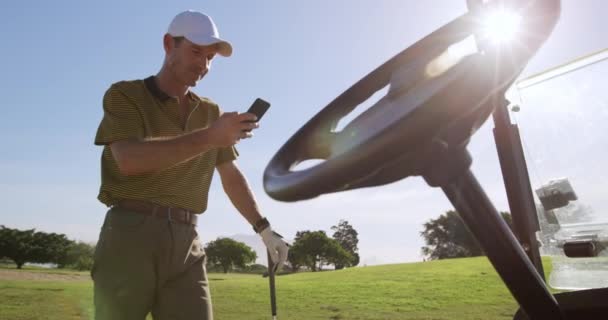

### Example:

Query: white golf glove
xmin=259 ymin=226 xmax=289 ymax=272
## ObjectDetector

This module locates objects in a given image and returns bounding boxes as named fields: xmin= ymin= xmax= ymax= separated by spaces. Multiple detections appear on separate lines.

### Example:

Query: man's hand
xmin=209 ymin=112 xmax=258 ymax=147
xmin=259 ymin=227 xmax=289 ymax=272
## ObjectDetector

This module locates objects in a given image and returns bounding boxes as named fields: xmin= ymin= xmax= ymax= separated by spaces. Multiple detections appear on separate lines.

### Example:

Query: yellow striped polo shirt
xmin=94 ymin=76 xmax=238 ymax=213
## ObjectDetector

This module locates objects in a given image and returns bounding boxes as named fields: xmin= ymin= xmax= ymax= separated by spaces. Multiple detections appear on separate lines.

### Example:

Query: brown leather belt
xmin=114 ymin=199 xmax=198 ymax=225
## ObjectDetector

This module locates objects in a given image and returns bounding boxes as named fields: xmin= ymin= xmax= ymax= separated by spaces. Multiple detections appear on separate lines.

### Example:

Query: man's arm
xmin=216 ymin=161 xmax=263 ymax=226
xmin=111 ymin=112 xmax=258 ymax=176
xmin=217 ymin=160 xmax=289 ymax=269
xmin=111 ymin=129 xmax=214 ymax=176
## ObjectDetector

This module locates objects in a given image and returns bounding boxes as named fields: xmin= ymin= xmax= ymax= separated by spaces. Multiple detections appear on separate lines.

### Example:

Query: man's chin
xmin=184 ymin=73 xmax=205 ymax=87
xmin=185 ymin=78 xmax=198 ymax=87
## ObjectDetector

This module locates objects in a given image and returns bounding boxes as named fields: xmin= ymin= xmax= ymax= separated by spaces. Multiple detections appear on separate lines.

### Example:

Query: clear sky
xmin=1 ymin=1 xmax=607 ymax=265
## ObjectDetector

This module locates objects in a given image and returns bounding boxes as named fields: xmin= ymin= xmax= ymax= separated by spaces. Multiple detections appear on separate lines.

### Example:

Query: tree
xmin=63 ymin=241 xmax=96 ymax=270
xmin=32 ymin=232 xmax=72 ymax=266
xmin=205 ymin=238 xmax=257 ymax=273
xmin=0 ymin=226 xmax=73 ymax=268
xmin=288 ymin=230 xmax=352 ymax=272
xmin=0 ymin=226 xmax=37 ymax=269
xmin=420 ymin=211 xmax=513 ymax=260
xmin=331 ymin=220 xmax=360 ymax=269
xmin=322 ymin=240 xmax=353 ymax=269
xmin=286 ymin=231 xmax=312 ymax=272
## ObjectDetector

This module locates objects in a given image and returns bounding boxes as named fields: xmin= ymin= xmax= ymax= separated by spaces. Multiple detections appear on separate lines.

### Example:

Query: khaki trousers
xmin=92 ymin=207 xmax=212 ymax=320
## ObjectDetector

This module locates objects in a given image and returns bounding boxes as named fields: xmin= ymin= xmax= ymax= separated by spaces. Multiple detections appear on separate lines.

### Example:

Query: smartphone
xmin=246 ymin=98 xmax=271 ymax=122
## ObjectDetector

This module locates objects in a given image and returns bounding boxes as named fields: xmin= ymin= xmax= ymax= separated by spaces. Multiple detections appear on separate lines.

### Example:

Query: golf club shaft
xmin=267 ymin=251 xmax=277 ymax=318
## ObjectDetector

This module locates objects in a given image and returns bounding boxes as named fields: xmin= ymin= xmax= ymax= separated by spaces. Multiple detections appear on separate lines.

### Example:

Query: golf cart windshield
xmin=509 ymin=49 xmax=608 ymax=291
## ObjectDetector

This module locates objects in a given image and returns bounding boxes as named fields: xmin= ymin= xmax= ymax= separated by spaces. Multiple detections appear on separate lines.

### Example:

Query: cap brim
xmin=186 ymin=34 xmax=233 ymax=57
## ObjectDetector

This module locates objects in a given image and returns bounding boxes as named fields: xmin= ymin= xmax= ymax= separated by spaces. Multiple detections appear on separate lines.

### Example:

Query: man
xmin=92 ymin=10 xmax=289 ymax=320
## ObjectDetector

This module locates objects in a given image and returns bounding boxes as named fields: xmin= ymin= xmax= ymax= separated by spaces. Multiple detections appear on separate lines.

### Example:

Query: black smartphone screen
xmin=246 ymin=98 xmax=271 ymax=122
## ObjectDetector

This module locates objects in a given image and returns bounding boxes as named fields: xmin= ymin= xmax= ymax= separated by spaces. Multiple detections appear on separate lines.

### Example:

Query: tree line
xmin=0 ymin=226 xmax=95 ymax=270
xmin=206 ymin=209 xmax=512 ymax=273
xmin=204 ymin=219 xmax=360 ymax=273
xmin=0 ymin=220 xmax=360 ymax=274
xmin=2 ymin=210 xmax=510 ymax=272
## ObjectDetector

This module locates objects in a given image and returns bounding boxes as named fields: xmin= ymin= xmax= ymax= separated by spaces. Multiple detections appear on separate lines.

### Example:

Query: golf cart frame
xmin=264 ymin=0 xmax=608 ymax=318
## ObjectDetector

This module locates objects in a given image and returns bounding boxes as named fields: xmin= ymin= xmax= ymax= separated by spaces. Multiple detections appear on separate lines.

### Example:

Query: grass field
xmin=0 ymin=257 xmax=552 ymax=320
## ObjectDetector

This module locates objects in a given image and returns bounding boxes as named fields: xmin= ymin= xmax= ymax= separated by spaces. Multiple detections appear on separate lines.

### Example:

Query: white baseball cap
xmin=167 ymin=10 xmax=233 ymax=57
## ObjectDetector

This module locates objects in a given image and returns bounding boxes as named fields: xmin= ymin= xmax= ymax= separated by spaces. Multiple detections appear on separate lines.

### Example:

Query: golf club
xmin=267 ymin=251 xmax=277 ymax=320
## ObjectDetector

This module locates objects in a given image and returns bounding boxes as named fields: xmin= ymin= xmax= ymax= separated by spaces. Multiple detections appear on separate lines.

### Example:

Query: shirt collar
xmin=144 ymin=76 xmax=171 ymax=101
xmin=144 ymin=76 xmax=200 ymax=103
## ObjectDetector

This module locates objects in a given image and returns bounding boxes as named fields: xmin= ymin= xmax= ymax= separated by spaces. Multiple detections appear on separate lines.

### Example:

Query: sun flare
xmin=481 ymin=9 xmax=522 ymax=45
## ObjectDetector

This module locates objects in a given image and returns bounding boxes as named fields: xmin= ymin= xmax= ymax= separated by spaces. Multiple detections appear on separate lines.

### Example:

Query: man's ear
xmin=163 ymin=34 xmax=174 ymax=54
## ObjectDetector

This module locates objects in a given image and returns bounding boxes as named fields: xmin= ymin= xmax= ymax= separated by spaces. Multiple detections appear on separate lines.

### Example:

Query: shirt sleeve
xmin=94 ymin=84 xmax=145 ymax=146
xmin=216 ymin=146 xmax=239 ymax=166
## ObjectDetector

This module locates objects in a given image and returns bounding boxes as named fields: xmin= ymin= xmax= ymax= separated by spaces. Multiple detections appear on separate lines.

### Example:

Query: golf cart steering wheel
xmin=264 ymin=0 xmax=561 ymax=202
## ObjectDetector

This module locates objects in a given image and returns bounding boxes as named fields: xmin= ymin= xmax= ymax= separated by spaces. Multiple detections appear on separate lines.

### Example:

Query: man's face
xmin=166 ymin=37 xmax=218 ymax=87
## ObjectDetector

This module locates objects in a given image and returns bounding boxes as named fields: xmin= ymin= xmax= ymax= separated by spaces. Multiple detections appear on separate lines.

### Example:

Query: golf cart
xmin=263 ymin=0 xmax=608 ymax=319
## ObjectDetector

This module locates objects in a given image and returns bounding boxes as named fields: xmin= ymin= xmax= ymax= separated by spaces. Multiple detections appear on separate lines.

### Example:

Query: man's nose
xmin=197 ymin=60 xmax=210 ymax=74
xmin=199 ymin=56 xmax=211 ymax=68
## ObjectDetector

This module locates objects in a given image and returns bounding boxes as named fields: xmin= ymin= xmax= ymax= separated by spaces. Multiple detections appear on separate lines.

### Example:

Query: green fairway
xmin=0 ymin=257 xmax=552 ymax=320
xmin=0 ymin=280 xmax=92 ymax=320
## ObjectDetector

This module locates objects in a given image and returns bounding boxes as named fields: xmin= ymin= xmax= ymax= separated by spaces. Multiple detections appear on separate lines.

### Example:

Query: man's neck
xmin=155 ymin=69 xmax=189 ymax=101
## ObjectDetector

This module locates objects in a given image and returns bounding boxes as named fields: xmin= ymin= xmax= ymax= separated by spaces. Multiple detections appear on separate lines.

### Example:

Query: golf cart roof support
xmin=491 ymin=98 xmax=546 ymax=279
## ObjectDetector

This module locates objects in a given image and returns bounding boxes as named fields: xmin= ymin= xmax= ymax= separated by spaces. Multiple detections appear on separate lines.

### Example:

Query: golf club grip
xmin=267 ymin=251 xmax=277 ymax=317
